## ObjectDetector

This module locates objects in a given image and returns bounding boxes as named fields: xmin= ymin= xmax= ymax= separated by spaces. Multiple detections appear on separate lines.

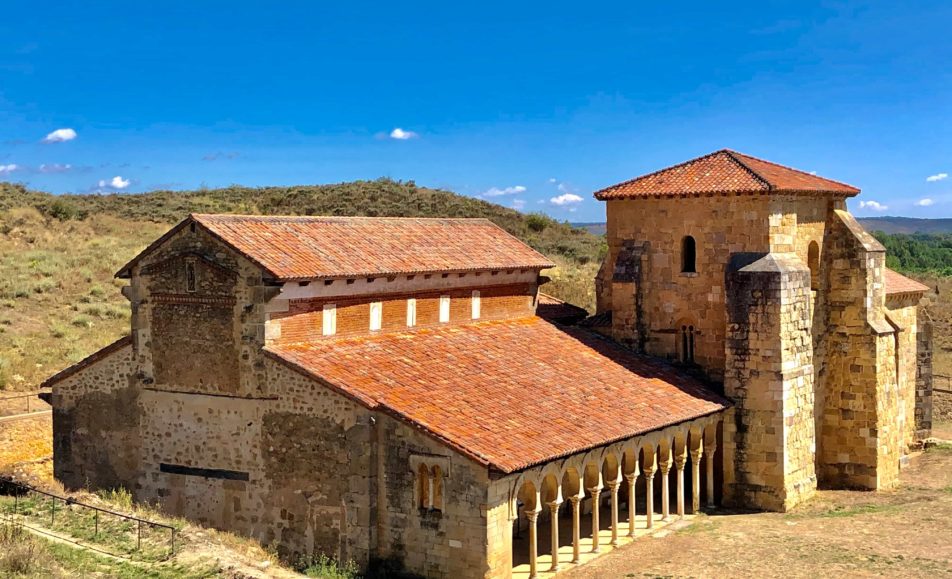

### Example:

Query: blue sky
xmin=1 ymin=1 xmax=951 ymax=222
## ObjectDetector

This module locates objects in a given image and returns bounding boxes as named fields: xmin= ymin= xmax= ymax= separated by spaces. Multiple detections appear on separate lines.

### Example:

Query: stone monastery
xmin=45 ymin=149 xmax=933 ymax=578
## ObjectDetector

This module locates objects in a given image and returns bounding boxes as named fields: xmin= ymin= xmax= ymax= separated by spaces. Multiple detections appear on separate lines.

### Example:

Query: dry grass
xmin=0 ymin=209 xmax=165 ymax=391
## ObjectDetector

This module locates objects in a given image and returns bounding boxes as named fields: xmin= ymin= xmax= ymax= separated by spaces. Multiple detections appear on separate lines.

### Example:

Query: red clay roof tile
xmin=884 ymin=268 xmax=929 ymax=296
xmin=267 ymin=317 xmax=727 ymax=473
xmin=594 ymin=149 xmax=860 ymax=200
xmin=119 ymin=214 xmax=554 ymax=281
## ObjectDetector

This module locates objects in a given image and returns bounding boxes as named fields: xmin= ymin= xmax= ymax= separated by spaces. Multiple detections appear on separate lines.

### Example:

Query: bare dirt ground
xmin=567 ymin=424 xmax=952 ymax=579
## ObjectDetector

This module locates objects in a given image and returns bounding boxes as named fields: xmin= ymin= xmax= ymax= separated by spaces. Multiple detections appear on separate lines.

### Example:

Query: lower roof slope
xmin=268 ymin=316 xmax=728 ymax=473
xmin=884 ymin=268 xmax=930 ymax=296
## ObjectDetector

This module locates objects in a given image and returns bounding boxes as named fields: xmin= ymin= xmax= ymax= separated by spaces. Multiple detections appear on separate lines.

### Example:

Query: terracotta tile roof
xmin=535 ymin=293 xmax=589 ymax=324
xmin=266 ymin=317 xmax=728 ymax=473
xmin=884 ymin=268 xmax=929 ymax=296
xmin=594 ymin=149 xmax=860 ymax=200
xmin=40 ymin=335 xmax=131 ymax=389
xmin=579 ymin=311 xmax=612 ymax=329
xmin=118 ymin=214 xmax=554 ymax=281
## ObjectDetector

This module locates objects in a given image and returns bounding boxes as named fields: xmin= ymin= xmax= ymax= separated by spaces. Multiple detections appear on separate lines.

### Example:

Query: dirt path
xmin=566 ymin=443 xmax=952 ymax=578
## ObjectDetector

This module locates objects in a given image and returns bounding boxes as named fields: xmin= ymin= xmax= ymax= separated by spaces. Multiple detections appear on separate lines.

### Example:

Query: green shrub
xmin=70 ymin=315 xmax=94 ymax=329
xmin=297 ymin=554 xmax=360 ymax=579
xmin=525 ymin=212 xmax=549 ymax=233
xmin=45 ymin=198 xmax=82 ymax=221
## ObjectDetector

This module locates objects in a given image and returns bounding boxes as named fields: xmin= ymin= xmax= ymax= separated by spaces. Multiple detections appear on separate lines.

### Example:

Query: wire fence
xmin=0 ymin=391 xmax=50 ymax=418
xmin=0 ymin=479 xmax=176 ymax=561
xmin=934 ymin=374 xmax=952 ymax=395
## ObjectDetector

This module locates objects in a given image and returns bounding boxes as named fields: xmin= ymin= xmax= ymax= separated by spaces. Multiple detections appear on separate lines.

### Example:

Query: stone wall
xmin=271 ymin=283 xmax=536 ymax=345
xmin=885 ymin=295 xmax=922 ymax=450
xmin=600 ymin=195 xmax=830 ymax=383
xmin=817 ymin=209 xmax=900 ymax=489
xmin=52 ymin=340 xmax=138 ymax=491
xmin=915 ymin=309 xmax=934 ymax=436
xmin=722 ymin=253 xmax=816 ymax=511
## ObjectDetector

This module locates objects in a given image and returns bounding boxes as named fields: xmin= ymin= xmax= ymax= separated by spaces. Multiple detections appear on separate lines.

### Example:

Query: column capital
xmin=606 ymin=480 xmax=621 ymax=493
xmin=586 ymin=486 xmax=603 ymax=496
xmin=659 ymin=462 xmax=671 ymax=475
xmin=641 ymin=465 xmax=656 ymax=477
xmin=624 ymin=472 xmax=637 ymax=484
xmin=691 ymin=449 xmax=703 ymax=465
xmin=524 ymin=509 xmax=540 ymax=523
xmin=704 ymin=440 xmax=718 ymax=454
xmin=674 ymin=455 xmax=687 ymax=469
xmin=547 ymin=499 xmax=563 ymax=511
xmin=568 ymin=495 xmax=581 ymax=506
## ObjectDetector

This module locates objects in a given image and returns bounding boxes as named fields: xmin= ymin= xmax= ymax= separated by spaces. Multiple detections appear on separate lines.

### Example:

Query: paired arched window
xmin=808 ymin=241 xmax=820 ymax=291
xmin=416 ymin=463 xmax=444 ymax=512
xmin=679 ymin=324 xmax=696 ymax=364
xmin=681 ymin=236 xmax=697 ymax=273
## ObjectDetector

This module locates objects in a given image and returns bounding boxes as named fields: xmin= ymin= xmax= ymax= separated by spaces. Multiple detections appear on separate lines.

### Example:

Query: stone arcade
xmin=45 ymin=150 xmax=932 ymax=578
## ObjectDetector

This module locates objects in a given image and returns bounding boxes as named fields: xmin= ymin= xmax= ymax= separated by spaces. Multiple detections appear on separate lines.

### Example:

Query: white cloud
xmin=926 ymin=173 xmax=948 ymax=182
xmin=389 ymin=128 xmax=418 ymax=140
xmin=0 ymin=164 xmax=19 ymax=175
xmin=858 ymin=200 xmax=888 ymax=211
xmin=511 ymin=199 xmax=526 ymax=210
xmin=39 ymin=163 xmax=73 ymax=173
xmin=547 ymin=178 xmax=557 ymax=184
xmin=98 ymin=175 xmax=130 ymax=190
xmin=550 ymin=193 xmax=584 ymax=206
xmin=482 ymin=185 xmax=526 ymax=197
xmin=42 ymin=128 xmax=77 ymax=143
xmin=915 ymin=198 xmax=935 ymax=207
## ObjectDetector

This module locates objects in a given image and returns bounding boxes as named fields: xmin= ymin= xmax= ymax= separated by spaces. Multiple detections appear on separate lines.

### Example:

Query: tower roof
xmin=594 ymin=149 xmax=860 ymax=200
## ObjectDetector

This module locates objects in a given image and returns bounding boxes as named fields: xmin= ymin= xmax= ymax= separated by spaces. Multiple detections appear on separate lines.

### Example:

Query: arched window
xmin=808 ymin=241 xmax=820 ymax=291
xmin=431 ymin=465 xmax=444 ymax=511
xmin=417 ymin=463 xmax=430 ymax=510
xmin=681 ymin=236 xmax=697 ymax=273
xmin=680 ymin=324 xmax=695 ymax=364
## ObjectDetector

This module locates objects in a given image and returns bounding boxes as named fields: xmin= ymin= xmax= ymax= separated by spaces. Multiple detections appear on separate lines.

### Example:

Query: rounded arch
xmin=540 ymin=473 xmax=562 ymax=505
xmin=517 ymin=479 xmax=539 ymax=513
xmin=674 ymin=316 xmax=698 ymax=364
xmin=681 ymin=235 xmax=697 ymax=273
xmin=808 ymin=240 xmax=820 ymax=291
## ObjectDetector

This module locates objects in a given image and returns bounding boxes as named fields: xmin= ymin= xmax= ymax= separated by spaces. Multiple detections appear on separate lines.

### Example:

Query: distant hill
xmin=572 ymin=222 xmax=607 ymax=236
xmin=857 ymin=216 xmax=952 ymax=235
xmin=0 ymin=180 xmax=606 ymax=268
xmin=574 ymin=217 xmax=952 ymax=236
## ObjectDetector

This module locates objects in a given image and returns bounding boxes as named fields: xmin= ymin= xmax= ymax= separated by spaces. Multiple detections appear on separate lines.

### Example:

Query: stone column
xmin=547 ymin=500 xmax=562 ymax=572
xmin=525 ymin=509 xmax=540 ymax=579
xmin=427 ymin=474 xmax=435 ymax=510
xmin=659 ymin=447 xmax=672 ymax=520
xmin=690 ymin=443 xmax=703 ymax=514
xmin=587 ymin=487 xmax=602 ymax=553
xmin=705 ymin=436 xmax=717 ymax=508
xmin=569 ymin=496 xmax=581 ymax=564
xmin=607 ymin=481 xmax=621 ymax=546
xmin=674 ymin=453 xmax=686 ymax=519
xmin=642 ymin=448 xmax=656 ymax=529
xmin=624 ymin=473 xmax=637 ymax=536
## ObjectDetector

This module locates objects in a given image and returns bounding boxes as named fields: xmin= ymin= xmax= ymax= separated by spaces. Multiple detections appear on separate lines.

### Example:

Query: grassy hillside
xmin=0 ymin=180 xmax=603 ymax=390
xmin=858 ymin=216 xmax=952 ymax=235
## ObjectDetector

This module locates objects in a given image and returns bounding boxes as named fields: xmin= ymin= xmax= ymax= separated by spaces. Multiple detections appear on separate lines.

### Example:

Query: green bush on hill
xmin=871 ymin=231 xmax=952 ymax=276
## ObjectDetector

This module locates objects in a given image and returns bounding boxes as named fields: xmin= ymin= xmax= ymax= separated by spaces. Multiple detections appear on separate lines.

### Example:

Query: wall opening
xmin=679 ymin=324 xmax=695 ymax=364
xmin=681 ymin=236 xmax=697 ymax=273
xmin=808 ymin=241 xmax=820 ymax=291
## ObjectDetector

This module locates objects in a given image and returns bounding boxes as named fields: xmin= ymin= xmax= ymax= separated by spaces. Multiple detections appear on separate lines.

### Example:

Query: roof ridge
xmin=192 ymin=213 xmax=496 ymax=224
xmin=592 ymin=149 xmax=736 ymax=198
xmin=722 ymin=149 xmax=774 ymax=191
xmin=726 ymin=149 xmax=860 ymax=192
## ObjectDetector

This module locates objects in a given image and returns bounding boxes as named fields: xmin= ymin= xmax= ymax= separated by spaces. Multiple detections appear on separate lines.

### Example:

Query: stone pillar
xmin=588 ymin=487 xmax=602 ymax=552
xmin=674 ymin=453 xmax=686 ymax=518
xmin=625 ymin=473 xmax=637 ymax=536
xmin=689 ymin=436 xmax=703 ymax=514
xmin=642 ymin=448 xmax=656 ymax=529
xmin=547 ymin=500 xmax=562 ymax=572
xmin=705 ymin=433 xmax=717 ymax=508
xmin=724 ymin=252 xmax=817 ymax=512
xmin=525 ymin=509 xmax=540 ymax=579
xmin=610 ymin=241 xmax=648 ymax=350
xmin=659 ymin=446 xmax=672 ymax=520
xmin=608 ymin=481 xmax=620 ymax=546
xmin=569 ymin=496 xmax=581 ymax=564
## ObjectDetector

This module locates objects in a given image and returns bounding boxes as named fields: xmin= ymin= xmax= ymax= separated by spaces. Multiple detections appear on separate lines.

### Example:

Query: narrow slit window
xmin=322 ymin=303 xmax=337 ymax=336
xmin=417 ymin=463 xmax=430 ymax=510
xmin=471 ymin=290 xmax=481 ymax=320
xmin=808 ymin=241 xmax=820 ymax=291
xmin=439 ymin=295 xmax=450 ymax=323
xmin=681 ymin=236 xmax=697 ymax=273
xmin=185 ymin=261 xmax=197 ymax=293
xmin=431 ymin=465 xmax=444 ymax=511
xmin=369 ymin=301 xmax=383 ymax=331
xmin=407 ymin=298 xmax=417 ymax=328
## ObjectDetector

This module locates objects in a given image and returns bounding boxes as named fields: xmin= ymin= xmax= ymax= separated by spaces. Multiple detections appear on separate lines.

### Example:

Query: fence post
xmin=51 ymin=496 xmax=55 ymax=526
xmin=14 ymin=492 xmax=18 ymax=517
xmin=171 ymin=528 xmax=175 ymax=555
xmin=95 ymin=510 xmax=99 ymax=537
xmin=137 ymin=520 xmax=142 ymax=550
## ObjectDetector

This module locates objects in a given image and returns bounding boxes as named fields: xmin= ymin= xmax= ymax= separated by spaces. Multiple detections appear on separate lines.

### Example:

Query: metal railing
xmin=0 ymin=391 xmax=49 ymax=417
xmin=0 ymin=480 xmax=177 ymax=560
xmin=934 ymin=374 xmax=952 ymax=395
